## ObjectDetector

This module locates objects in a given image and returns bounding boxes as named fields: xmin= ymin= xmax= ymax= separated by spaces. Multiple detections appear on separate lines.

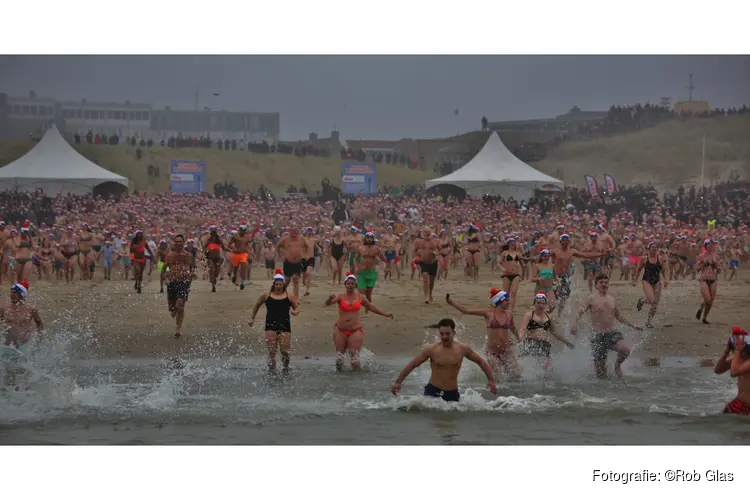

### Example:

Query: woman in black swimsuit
xmin=329 ymin=227 xmax=346 ymax=285
xmin=249 ymin=269 xmax=300 ymax=374
xmin=519 ymin=293 xmax=574 ymax=371
xmin=499 ymin=238 xmax=524 ymax=306
xmin=696 ymin=239 xmax=721 ymax=324
xmin=464 ymin=224 xmax=482 ymax=281
xmin=632 ymin=241 xmax=668 ymax=329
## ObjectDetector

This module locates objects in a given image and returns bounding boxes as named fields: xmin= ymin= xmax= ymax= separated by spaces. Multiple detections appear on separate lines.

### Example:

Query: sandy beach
xmin=22 ymin=266 xmax=747 ymax=363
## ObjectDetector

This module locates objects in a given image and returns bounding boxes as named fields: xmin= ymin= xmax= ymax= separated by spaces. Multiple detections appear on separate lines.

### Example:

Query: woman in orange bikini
xmin=446 ymin=288 xmax=521 ymax=381
xmin=324 ymin=273 xmax=393 ymax=372
xmin=203 ymin=225 xmax=226 ymax=293
xmin=130 ymin=230 xmax=154 ymax=294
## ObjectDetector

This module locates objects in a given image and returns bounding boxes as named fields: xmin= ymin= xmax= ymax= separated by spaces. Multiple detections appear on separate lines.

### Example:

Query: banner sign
xmin=584 ymin=175 xmax=599 ymax=196
xmin=342 ymin=162 xmax=376 ymax=195
xmin=604 ymin=173 xmax=617 ymax=193
xmin=170 ymin=161 xmax=206 ymax=194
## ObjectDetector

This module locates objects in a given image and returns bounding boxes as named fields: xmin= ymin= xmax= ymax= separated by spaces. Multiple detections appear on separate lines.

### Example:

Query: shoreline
xmin=16 ymin=273 xmax=746 ymax=361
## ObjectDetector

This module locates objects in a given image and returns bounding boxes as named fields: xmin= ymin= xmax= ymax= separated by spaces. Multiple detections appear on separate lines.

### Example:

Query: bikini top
xmin=527 ymin=313 xmax=552 ymax=332
xmin=488 ymin=310 xmax=511 ymax=329
xmin=538 ymin=268 xmax=554 ymax=279
xmin=468 ymin=236 xmax=480 ymax=244
xmin=18 ymin=240 xmax=31 ymax=249
xmin=338 ymin=295 xmax=362 ymax=312
xmin=506 ymin=253 xmax=520 ymax=262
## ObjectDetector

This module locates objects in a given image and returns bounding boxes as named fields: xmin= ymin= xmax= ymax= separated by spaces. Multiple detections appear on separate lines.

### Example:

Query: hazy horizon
xmin=1 ymin=55 xmax=748 ymax=140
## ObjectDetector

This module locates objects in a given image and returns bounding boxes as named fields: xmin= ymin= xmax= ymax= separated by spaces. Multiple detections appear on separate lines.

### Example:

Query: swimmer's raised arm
xmin=324 ymin=293 xmax=338 ymax=307
xmin=445 ymin=294 xmax=486 ymax=317
xmin=714 ymin=344 xmax=732 ymax=374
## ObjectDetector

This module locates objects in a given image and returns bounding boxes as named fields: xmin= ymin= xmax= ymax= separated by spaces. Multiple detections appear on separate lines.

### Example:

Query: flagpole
xmin=701 ymin=134 xmax=706 ymax=189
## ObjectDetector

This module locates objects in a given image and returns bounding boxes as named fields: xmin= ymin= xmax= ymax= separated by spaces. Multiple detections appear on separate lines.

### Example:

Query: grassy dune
xmin=533 ymin=115 xmax=750 ymax=188
xmin=0 ymin=142 xmax=435 ymax=194
xmin=1 ymin=115 xmax=748 ymax=193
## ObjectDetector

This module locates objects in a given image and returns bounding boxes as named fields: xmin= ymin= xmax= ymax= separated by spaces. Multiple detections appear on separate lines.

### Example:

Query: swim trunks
xmin=265 ymin=259 xmax=275 ymax=270
xmin=554 ymin=275 xmax=571 ymax=300
xmin=424 ymin=382 xmax=460 ymax=402
xmin=283 ymin=260 xmax=303 ymax=277
xmin=723 ymin=397 xmax=750 ymax=416
xmin=590 ymin=331 xmax=624 ymax=363
xmin=357 ymin=268 xmax=378 ymax=289
xmin=419 ymin=260 xmax=439 ymax=277
xmin=166 ymin=280 xmax=191 ymax=303
xmin=520 ymin=338 xmax=552 ymax=358
xmin=385 ymin=250 xmax=397 ymax=262
xmin=231 ymin=252 xmax=249 ymax=267
xmin=584 ymin=261 xmax=601 ymax=276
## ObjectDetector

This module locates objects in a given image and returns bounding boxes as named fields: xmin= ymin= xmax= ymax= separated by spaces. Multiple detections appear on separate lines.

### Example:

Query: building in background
xmin=1 ymin=91 xmax=280 ymax=143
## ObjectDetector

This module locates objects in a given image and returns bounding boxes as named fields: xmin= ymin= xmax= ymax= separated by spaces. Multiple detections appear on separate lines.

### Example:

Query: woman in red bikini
xmin=446 ymin=288 xmax=521 ymax=381
xmin=130 ymin=230 xmax=154 ymax=294
xmin=714 ymin=326 xmax=750 ymax=416
xmin=324 ymin=273 xmax=393 ymax=372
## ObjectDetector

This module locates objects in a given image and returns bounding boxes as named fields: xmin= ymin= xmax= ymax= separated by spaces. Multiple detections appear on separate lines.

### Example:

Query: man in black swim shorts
xmin=391 ymin=318 xmax=496 ymax=402
xmin=163 ymin=234 xmax=193 ymax=339
xmin=571 ymin=274 xmax=642 ymax=378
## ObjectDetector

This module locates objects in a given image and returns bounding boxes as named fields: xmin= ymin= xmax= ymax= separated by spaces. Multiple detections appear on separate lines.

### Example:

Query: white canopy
xmin=0 ymin=125 xmax=129 ymax=195
xmin=425 ymin=131 xmax=563 ymax=199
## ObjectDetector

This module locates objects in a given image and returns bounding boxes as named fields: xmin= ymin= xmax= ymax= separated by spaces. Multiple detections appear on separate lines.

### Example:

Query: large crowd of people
xmin=1 ymin=181 xmax=749 ymax=414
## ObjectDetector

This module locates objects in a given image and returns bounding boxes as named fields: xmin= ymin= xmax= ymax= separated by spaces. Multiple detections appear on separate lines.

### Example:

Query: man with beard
xmin=355 ymin=231 xmax=387 ymax=306
xmin=413 ymin=228 xmax=440 ymax=304
xmin=391 ymin=317 xmax=496 ymax=402
xmin=276 ymin=227 xmax=309 ymax=299
xmin=162 ymin=234 xmax=193 ymax=339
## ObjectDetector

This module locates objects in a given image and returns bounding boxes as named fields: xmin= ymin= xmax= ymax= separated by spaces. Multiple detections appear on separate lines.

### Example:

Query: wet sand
xmin=21 ymin=267 xmax=748 ymax=362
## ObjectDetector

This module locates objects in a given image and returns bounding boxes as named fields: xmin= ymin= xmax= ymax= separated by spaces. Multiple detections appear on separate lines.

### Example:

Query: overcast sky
xmin=1 ymin=55 xmax=748 ymax=140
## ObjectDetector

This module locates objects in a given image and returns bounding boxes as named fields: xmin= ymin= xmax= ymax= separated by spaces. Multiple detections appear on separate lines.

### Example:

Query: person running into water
xmin=571 ymin=273 xmax=642 ymax=379
xmin=499 ymin=237 xmax=525 ymax=306
xmin=532 ymin=248 xmax=556 ymax=310
xmin=277 ymin=227 xmax=309 ymax=299
xmin=324 ymin=273 xmax=393 ymax=372
xmin=464 ymin=224 xmax=482 ymax=280
xmin=231 ymin=222 xmax=257 ymax=290
xmin=249 ymin=268 xmax=300 ymax=374
xmin=632 ymin=241 xmax=668 ymax=329
xmin=201 ymin=225 xmax=226 ymax=293
xmin=446 ymin=289 xmax=521 ymax=382
xmin=162 ymin=234 xmax=193 ymax=338
xmin=78 ymin=223 xmax=95 ymax=280
xmin=301 ymin=227 xmax=318 ymax=296
xmin=14 ymin=222 xmax=34 ymax=284
xmin=0 ymin=282 xmax=43 ymax=386
xmin=551 ymin=233 xmax=602 ymax=319
xmin=696 ymin=238 xmax=721 ymax=324
xmin=381 ymin=226 xmax=400 ymax=281
xmin=329 ymin=227 xmax=346 ymax=285
xmin=355 ymin=231 xmax=387 ymax=306
xmin=391 ymin=317 xmax=497 ymax=402
xmin=714 ymin=326 xmax=750 ymax=416
xmin=413 ymin=228 xmax=440 ymax=304
xmin=518 ymin=293 xmax=574 ymax=372
xmin=101 ymin=240 xmax=115 ymax=280
xmin=130 ymin=230 xmax=154 ymax=294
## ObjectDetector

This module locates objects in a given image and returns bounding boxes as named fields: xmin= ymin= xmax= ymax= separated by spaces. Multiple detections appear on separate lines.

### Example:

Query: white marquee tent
xmin=0 ymin=125 xmax=129 ymax=195
xmin=424 ymin=131 xmax=563 ymax=199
